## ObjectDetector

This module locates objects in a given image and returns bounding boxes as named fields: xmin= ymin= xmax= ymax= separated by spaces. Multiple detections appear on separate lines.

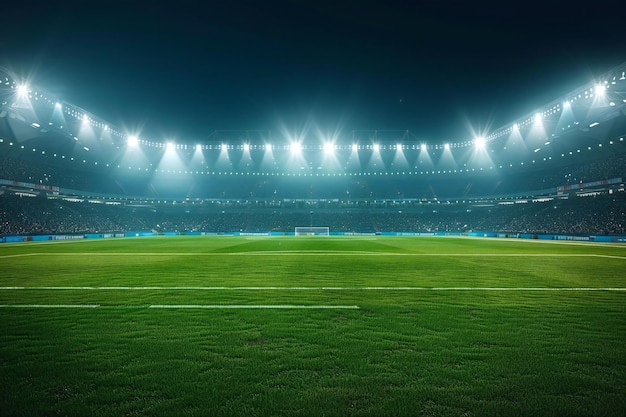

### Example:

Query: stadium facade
xmin=1 ymin=63 xmax=625 ymax=239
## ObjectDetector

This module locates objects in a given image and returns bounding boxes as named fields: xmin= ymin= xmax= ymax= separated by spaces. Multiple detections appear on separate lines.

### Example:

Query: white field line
xmin=0 ymin=253 xmax=38 ymax=259
xmin=0 ymin=304 xmax=100 ymax=308
xmin=459 ymin=236 xmax=626 ymax=248
xmin=149 ymin=305 xmax=360 ymax=309
xmin=0 ymin=239 xmax=105 ymax=247
xmin=1 ymin=286 xmax=625 ymax=291
xmin=0 ymin=304 xmax=359 ymax=309
xmin=7 ymin=252 xmax=626 ymax=259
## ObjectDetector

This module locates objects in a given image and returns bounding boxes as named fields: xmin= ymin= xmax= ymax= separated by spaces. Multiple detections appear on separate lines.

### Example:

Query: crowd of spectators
xmin=1 ymin=147 xmax=625 ymax=236
xmin=1 ymin=191 xmax=625 ymax=236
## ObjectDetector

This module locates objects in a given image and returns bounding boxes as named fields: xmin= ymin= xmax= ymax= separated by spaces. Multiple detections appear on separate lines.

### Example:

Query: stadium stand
xmin=1 ymin=64 xmax=626 ymax=237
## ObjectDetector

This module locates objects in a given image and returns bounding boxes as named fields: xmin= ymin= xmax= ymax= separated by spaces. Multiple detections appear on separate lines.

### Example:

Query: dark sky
xmin=2 ymin=0 xmax=624 ymax=144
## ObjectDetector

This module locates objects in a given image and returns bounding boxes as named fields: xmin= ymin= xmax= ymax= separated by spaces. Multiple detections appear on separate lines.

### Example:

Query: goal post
xmin=294 ymin=226 xmax=330 ymax=236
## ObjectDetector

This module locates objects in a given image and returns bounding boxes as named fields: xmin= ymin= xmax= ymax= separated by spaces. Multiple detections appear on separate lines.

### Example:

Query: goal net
xmin=294 ymin=226 xmax=330 ymax=236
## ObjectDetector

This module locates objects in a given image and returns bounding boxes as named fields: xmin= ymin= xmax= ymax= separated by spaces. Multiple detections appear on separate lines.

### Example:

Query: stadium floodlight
xmin=323 ymin=142 xmax=334 ymax=155
xmin=595 ymin=84 xmax=606 ymax=96
xmin=128 ymin=135 xmax=139 ymax=147
xmin=351 ymin=143 xmax=358 ymax=152
xmin=55 ymin=102 xmax=62 ymax=109
xmin=396 ymin=143 xmax=402 ymax=151
xmin=534 ymin=112 xmax=543 ymax=122
xmin=513 ymin=123 xmax=519 ymax=131
xmin=243 ymin=143 xmax=250 ymax=152
xmin=196 ymin=144 xmax=202 ymax=151
xmin=474 ymin=137 xmax=486 ymax=149
xmin=166 ymin=141 xmax=175 ymax=151
xmin=17 ymin=84 xmax=28 ymax=96
xmin=221 ymin=143 xmax=228 ymax=151
xmin=290 ymin=142 xmax=301 ymax=154
xmin=373 ymin=143 xmax=380 ymax=152
xmin=265 ymin=143 xmax=272 ymax=151
xmin=420 ymin=144 xmax=427 ymax=151
xmin=444 ymin=143 xmax=450 ymax=150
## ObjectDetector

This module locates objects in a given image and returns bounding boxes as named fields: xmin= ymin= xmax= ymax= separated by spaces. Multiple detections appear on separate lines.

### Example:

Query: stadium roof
xmin=1 ymin=62 xmax=625 ymax=179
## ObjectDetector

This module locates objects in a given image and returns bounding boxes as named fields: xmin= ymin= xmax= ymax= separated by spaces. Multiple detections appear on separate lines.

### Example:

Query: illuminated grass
xmin=0 ymin=236 xmax=625 ymax=416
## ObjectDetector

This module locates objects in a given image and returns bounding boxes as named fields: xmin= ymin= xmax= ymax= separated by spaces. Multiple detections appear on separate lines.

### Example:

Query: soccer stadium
xmin=1 ymin=63 xmax=626 ymax=239
xmin=1 ymin=61 xmax=625 ymax=416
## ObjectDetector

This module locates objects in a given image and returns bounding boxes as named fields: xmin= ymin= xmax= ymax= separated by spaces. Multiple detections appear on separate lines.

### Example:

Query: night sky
xmin=2 ymin=1 xmax=624 ymax=144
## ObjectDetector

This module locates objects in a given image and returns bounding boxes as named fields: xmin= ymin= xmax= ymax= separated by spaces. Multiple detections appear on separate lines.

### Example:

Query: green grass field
xmin=1 ymin=235 xmax=625 ymax=416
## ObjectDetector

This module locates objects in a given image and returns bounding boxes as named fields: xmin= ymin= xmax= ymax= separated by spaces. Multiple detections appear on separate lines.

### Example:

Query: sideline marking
xmin=1 ymin=286 xmax=625 ymax=291
xmin=0 ymin=253 xmax=38 ymax=259
xmin=0 ymin=304 xmax=359 ymax=309
xmin=8 ymin=252 xmax=626 ymax=259
xmin=149 ymin=304 xmax=360 ymax=309
xmin=0 ymin=304 xmax=100 ymax=308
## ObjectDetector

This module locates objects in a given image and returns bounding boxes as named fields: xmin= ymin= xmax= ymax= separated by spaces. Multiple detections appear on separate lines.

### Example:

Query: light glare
xmin=595 ymin=84 xmax=606 ymax=96
xmin=290 ymin=142 xmax=301 ymax=153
